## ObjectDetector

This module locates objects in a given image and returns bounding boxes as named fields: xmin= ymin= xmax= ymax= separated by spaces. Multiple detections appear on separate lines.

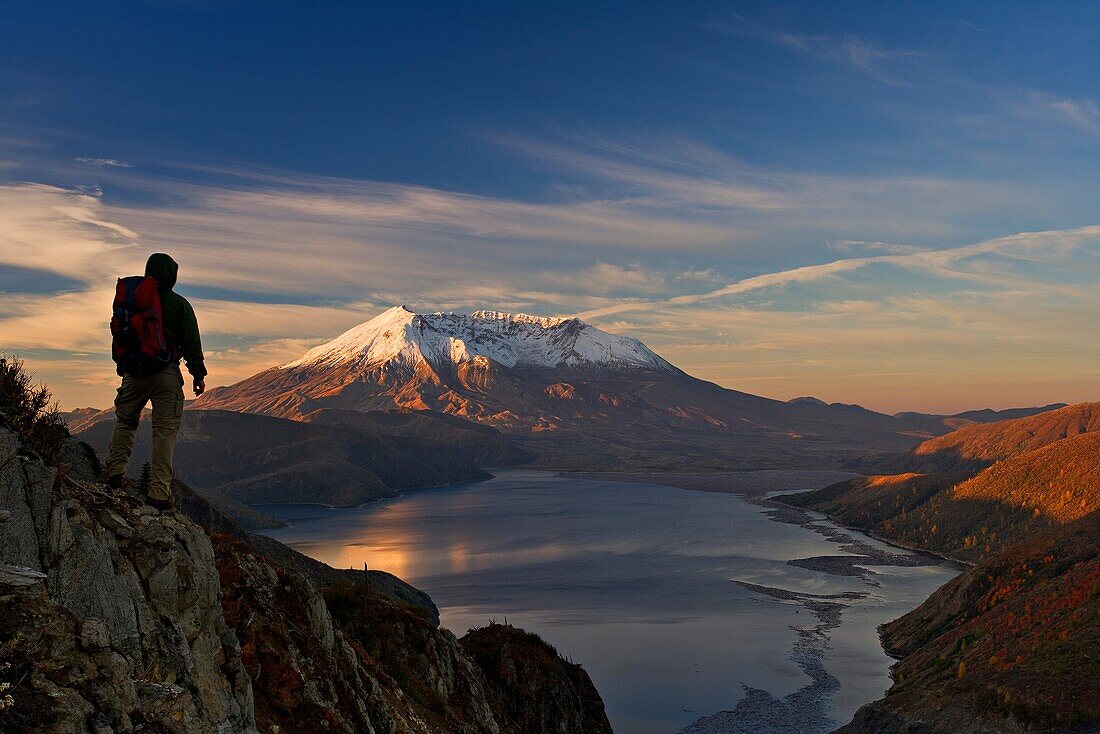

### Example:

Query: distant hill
xmin=953 ymin=431 xmax=1100 ymax=524
xmin=302 ymin=407 xmax=525 ymax=466
xmin=786 ymin=396 xmax=881 ymax=417
xmin=77 ymin=409 xmax=491 ymax=507
xmin=839 ymin=510 xmax=1100 ymax=734
xmin=788 ymin=432 xmax=1100 ymax=562
xmin=787 ymin=398 xmax=1065 ymax=436
xmin=891 ymin=403 xmax=1067 ymax=435
xmin=949 ymin=403 xmax=1068 ymax=424
xmin=877 ymin=402 xmax=1100 ymax=474
xmin=786 ymin=406 xmax=1100 ymax=562
xmin=59 ymin=406 xmax=110 ymax=433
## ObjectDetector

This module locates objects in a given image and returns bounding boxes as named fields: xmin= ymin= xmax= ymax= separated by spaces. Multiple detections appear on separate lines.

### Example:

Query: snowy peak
xmin=282 ymin=306 xmax=678 ymax=374
xmin=469 ymin=310 xmax=570 ymax=328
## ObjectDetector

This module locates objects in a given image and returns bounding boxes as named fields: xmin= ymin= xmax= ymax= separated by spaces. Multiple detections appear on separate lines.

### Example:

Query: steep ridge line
xmin=877 ymin=402 xmax=1100 ymax=474
xmin=837 ymin=511 xmax=1099 ymax=734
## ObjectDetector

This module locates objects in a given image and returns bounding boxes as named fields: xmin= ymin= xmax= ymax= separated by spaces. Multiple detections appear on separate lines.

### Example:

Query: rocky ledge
xmin=0 ymin=428 xmax=255 ymax=733
xmin=0 ymin=424 xmax=613 ymax=734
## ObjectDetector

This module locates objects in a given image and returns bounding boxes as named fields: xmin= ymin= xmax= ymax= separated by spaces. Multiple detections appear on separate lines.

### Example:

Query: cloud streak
xmin=708 ymin=13 xmax=924 ymax=84
xmin=1046 ymin=97 xmax=1100 ymax=137
xmin=75 ymin=157 xmax=131 ymax=168
xmin=578 ymin=225 xmax=1100 ymax=319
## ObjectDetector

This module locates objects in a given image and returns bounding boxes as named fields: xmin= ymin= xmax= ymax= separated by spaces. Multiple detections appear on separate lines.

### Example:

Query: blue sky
xmin=1 ymin=1 xmax=1098 ymax=411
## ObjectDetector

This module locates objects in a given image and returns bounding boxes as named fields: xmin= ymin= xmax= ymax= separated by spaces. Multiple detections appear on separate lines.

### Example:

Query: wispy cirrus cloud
xmin=492 ymin=131 xmax=1043 ymax=245
xmin=707 ymin=13 xmax=924 ymax=84
xmin=829 ymin=240 xmax=925 ymax=256
xmin=1044 ymin=96 xmax=1100 ymax=136
xmin=541 ymin=262 xmax=721 ymax=296
xmin=0 ymin=183 xmax=140 ymax=282
xmin=75 ymin=157 xmax=131 ymax=168
xmin=578 ymin=225 xmax=1100 ymax=319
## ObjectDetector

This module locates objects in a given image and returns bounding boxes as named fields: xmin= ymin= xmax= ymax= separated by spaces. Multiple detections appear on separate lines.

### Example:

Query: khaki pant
xmin=105 ymin=365 xmax=184 ymax=502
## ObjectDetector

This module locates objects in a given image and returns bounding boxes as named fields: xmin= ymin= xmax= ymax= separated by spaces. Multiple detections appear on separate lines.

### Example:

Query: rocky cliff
xmin=0 ymin=421 xmax=612 ymax=733
xmin=0 ymin=429 xmax=256 ymax=733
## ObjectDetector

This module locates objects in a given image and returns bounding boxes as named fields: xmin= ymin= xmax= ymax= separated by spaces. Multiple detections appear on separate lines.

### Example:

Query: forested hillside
xmin=839 ymin=511 xmax=1099 ymax=734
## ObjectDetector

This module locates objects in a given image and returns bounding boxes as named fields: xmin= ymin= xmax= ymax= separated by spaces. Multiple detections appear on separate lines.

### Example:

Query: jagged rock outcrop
xmin=1 ymin=423 xmax=612 ymax=734
xmin=0 ymin=428 xmax=256 ymax=733
xmin=460 ymin=624 xmax=614 ymax=734
xmin=214 ymin=528 xmax=511 ymax=734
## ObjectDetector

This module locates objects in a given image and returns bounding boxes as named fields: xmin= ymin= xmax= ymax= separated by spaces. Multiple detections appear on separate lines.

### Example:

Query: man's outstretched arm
xmin=178 ymin=299 xmax=207 ymax=393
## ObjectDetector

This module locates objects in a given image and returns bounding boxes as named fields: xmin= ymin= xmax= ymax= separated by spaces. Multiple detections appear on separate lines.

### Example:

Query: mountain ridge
xmin=877 ymin=401 xmax=1100 ymax=474
xmin=283 ymin=305 xmax=679 ymax=374
xmin=76 ymin=408 xmax=497 ymax=508
xmin=195 ymin=306 xmax=1004 ymax=470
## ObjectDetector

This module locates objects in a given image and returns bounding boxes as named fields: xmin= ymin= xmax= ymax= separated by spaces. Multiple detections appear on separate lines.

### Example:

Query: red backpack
xmin=110 ymin=276 xmax=173 ymax=376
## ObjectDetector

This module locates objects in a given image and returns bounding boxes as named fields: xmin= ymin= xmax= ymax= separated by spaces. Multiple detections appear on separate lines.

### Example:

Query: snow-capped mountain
xmin=195 ymin=305 xmax=934 ymax=470
xmin=196 ymin=305 xmax=684 ymax=427
xmin=283 ymin=305 xmax=678 ymax=374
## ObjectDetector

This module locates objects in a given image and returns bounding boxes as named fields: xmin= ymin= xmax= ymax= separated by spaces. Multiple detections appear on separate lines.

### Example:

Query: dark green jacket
xmin=145 ymin=253 xmax=207 ymax=379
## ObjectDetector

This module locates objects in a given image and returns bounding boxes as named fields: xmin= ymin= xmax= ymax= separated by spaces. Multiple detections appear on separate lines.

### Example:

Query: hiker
xmin=104 ymin=253 xmax=206 ymax=510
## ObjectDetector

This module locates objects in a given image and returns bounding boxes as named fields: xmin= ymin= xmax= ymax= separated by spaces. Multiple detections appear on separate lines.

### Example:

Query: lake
xmin=259 ymin=470 xmax=959 ymax=734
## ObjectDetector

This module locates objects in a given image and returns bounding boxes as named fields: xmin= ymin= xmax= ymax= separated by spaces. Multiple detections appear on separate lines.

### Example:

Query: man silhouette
xmin=105 ymin=253 xmax=206 ymax=510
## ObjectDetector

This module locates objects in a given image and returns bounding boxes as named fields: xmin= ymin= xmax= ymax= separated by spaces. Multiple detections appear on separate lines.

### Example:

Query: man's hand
xmin=193 ymin=379 xmax=206 ymax=396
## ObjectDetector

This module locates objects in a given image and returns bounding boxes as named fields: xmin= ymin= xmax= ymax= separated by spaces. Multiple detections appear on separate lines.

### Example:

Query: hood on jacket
xmin=145 ymin=253 xmax=178 ymax=289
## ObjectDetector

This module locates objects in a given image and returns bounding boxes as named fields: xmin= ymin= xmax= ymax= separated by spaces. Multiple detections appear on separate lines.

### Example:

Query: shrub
xmin=0 ymin=355 xmax=68 ymax=464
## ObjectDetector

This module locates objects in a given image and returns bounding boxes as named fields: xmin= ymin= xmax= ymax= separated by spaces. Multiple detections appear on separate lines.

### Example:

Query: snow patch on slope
xmin=283 ymin=305 xmax=678 ymax=373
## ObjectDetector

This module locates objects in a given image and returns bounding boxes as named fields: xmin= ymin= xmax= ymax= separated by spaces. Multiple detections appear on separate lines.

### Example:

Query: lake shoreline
xmin=563 ymin=469 xmax=963 ymax=733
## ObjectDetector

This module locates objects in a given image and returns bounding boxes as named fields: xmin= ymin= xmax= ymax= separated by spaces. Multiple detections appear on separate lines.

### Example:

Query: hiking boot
xmin=106 ymin=473 xmax=128 ymax=491
xmin=146 ymin=495 xmax=175 ymax=513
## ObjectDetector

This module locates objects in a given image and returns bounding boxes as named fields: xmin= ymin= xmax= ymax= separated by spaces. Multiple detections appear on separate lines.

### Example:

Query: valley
xmin=257 ymin=470 xmax=961 ymax=734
